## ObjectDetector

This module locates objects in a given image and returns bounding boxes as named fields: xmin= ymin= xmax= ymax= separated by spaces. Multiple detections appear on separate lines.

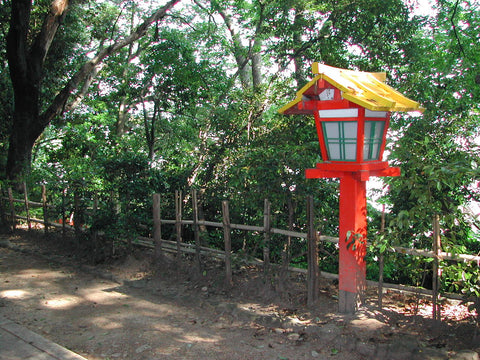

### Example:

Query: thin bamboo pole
xmin=378 ymin=204 xmax=386 ymax=309
xmin=279 ymin=198 xmax=294 ymax=296
xmin=91 ymin=192 xmax=99 ymax=261
xmin=307 ymin=196 xmax=319 ymax=306
xmin=0 ymin=187 xmax=8 ymax=230
xmin=263 ymin=199 xmax=271 ymax=276
xmin=23 ymin=183 xmax=31 ymax=231
xmin=153 ymin=193 xmax=162 ymax=262
xmin=73 ymin=191 xmax=81 ymax=245
xmin=8 ymin=188 xmax=15 ymax=232
xmin=61 ymin=188 xmax=67 ymax=237
xmin=222 ymin=200 xmax=232 ymax=287
xmin=175 ymin=190 xmax=183 ymax=265
xmin=192 ymin=189 xmax=201 ymax=271
xmin=42 ymin=185 xmax=48 ymax=236
xmin=432 ymin=214 xmax=442 ymax=321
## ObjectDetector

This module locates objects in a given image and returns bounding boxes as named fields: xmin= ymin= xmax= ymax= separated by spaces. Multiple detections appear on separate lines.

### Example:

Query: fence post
xmin=8 ymin=187 xmax=16 ymax=232
xmin=307 ymin=195 xmax=319 ymax=306
xmin=192 ymin=189 xmax=201 ymax=271
xmin=279 ymin=198 xmax=294 ymax=296
xmin=0 ymin=187 xmax=8 ymax=230
xmin=91 ymin=192 xmax=99 ymax=261
xmin=42 ymin=185 xmax=48 ymax=236
xmin=175 ymin=190 xmax=183 ymax=265
xmin=153 ymin=193 xmax=162 ymax=262
xmin=61 ymin=188 xmax=67 ymax=237
xmin=263 ymin=199 xmax=271 ymax=276
xmin=378 ymin=204 xmax=386 ymax=309
xmin=432 ymin=214 xmax=442 ymax=321
xmin=73 ymin=190 xmax=82 ymax=245
xmin=23 ymin=183 xmax=31 ymax=231
xmin=222 ymin=200 xmax=232 ymax=287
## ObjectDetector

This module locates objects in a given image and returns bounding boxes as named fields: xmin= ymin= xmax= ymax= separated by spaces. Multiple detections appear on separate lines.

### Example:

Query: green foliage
xmin=379 ymin=0 xmax=480 ymax=295
xmin=442 ymin=259 xmax=480 ymax=326
xmin=345 ymin=231 xmax=365 ymax=252
xmin=443 ymin=261 xmax=480 ymax=297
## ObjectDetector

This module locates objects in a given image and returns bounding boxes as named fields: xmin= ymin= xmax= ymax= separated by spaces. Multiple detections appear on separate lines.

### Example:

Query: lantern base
xmin=306 ymin=161 xmax=400 ymax=181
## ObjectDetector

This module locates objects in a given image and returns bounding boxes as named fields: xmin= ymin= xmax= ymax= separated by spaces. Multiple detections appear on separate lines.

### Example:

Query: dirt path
xmin=0 ymin=231 xmax=479 ymax=360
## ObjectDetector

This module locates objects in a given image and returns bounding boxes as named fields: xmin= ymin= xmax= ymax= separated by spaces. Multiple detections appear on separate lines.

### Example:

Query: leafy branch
xmin=345 ymin=230 xmax=366 ymax=252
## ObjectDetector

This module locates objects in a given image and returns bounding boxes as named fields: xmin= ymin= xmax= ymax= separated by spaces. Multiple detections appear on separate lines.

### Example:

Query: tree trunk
xmin=6 ymin=0 xmax=68 ymax=183
xmin=6 ymin=109 xmax=37 ymax=183
xmin=252 ymin=50 xmax=262 ymax=87
xmin=115 ymin=9 xmax=136 ymax=138
xmin=217 ymin=8 xmax=251 ymax=88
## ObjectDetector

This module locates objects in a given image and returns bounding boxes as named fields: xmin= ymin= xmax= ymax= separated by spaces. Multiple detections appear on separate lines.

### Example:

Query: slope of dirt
xmin=0 ymin=229 xmax=479 ymax=360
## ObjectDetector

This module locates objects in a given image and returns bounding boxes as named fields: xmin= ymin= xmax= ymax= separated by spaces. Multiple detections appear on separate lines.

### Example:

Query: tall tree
xmin=5 ymin=0 xmax=179 ymax=184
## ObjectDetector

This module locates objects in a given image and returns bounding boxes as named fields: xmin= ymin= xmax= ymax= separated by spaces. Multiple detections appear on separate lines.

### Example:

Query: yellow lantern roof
xmin=279 ymin=63 xmax=424 ymax=114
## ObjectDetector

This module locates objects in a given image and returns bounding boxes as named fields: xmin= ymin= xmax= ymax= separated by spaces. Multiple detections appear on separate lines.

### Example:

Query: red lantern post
xmin=280 ymin=63 xmax=423 ymax=312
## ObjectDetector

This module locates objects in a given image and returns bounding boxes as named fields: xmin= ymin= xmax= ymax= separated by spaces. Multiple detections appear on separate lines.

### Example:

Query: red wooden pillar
xmin=338 ymin=174 xmax=367 ymax=312
xmin=307 ymin=165 xmax=399 ymax=313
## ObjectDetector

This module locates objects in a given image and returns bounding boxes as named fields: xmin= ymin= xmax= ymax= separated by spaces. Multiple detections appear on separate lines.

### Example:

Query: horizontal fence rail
xmin=2 ymin=185 xmax=480 ymax=317
xmin=4 ymin=193 xmax=480 ymax=264
xmin=159 ymin=217 xmax=480 ymax=264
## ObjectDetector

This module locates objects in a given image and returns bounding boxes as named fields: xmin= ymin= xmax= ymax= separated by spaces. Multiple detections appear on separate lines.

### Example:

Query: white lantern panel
xmin=322 ymin=121 xmax=358 ymax=161
xmin=323 ymin=122 xmax=339 ymax=138
xmin=318 ymin=109 xmax=359 ymax=118
xmin=363 ymin=121 xmax=385 ymax=161
xmin=365 ymin=109 xmax=388 ymax=118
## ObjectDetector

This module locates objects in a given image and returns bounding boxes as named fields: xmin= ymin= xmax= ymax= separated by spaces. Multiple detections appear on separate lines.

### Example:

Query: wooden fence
xmin=2 ymin=184 xmax=480 ymax=317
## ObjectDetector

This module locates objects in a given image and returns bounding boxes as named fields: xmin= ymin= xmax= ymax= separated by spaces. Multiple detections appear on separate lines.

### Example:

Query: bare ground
xmin=0 ymin=228 xmax=479 ymax=360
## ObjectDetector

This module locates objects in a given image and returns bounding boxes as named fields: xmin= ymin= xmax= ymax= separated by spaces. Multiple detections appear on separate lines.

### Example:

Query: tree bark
xmin=143 ymin=100 xmax=158 ymax=161
xmin=6 ymin=0 xmax=68 ymax=182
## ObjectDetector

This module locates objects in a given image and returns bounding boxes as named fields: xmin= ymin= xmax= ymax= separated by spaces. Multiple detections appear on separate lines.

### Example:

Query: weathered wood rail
xmin=3 ymin=187 xmax=478 ymax=263
xmin=2 ymin=185 xmax=479 ymax=315
xmin=159 ymin=217 xmax=479 ymax=263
